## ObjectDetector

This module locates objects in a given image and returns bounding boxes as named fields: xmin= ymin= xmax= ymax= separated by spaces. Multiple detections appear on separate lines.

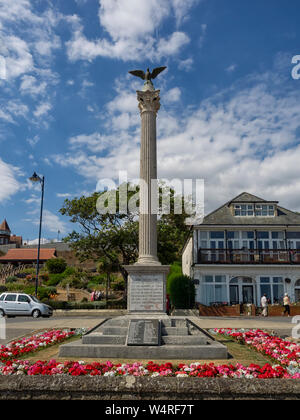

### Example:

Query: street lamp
xmin=29 ymin=172 xmax=45 ymax=297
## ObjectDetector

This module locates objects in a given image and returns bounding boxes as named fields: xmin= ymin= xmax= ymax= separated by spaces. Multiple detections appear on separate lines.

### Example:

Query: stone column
xmin=124 ymin=83 xmax=170 ymax=314
xmin=136 ymin=86 xmax=160 ymax=266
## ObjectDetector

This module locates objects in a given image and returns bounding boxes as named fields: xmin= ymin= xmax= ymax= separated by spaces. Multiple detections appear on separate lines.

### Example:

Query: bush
xmin=45 ymin=258 xmax=67 ymax=274
xmin=167 ymin=274 xmax=195 ymax=309
xmin=111 ymin=278 xmax=125 ymax=291
xmin=5 ymin=276 xmax=19 ymax=284
xmin=47 ymin=273 xmax=65 ymax=287
xmin=0 ymin=286 xmax=7 ymax=293
xmin=6 ymin=283 xmax=27 ymax=292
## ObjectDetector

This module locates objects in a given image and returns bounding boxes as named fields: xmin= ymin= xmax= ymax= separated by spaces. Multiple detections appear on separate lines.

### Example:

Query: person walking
xmin=283 ymin=293 xmax=291 ymax=317
xmin=261 ymin=294 xmax=268 ymax=317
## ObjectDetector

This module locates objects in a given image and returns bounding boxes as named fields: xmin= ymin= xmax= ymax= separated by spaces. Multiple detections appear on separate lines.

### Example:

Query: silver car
xmin=0 ymin=293 xmax=53 ymax=318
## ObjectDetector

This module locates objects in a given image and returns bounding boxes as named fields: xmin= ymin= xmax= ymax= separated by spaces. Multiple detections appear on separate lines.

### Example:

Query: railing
xmin=0 ymin=264 xmax=26 ymax=284
xmin=197 ymin=249 xmax=300 ymax=264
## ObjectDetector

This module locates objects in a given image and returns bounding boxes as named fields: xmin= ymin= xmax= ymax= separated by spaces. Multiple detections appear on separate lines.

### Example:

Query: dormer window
xmin=234 ymin=203 xmax=275 ymax=217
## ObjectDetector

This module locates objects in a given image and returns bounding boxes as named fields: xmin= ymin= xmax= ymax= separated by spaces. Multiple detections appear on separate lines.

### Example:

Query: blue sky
xmin=0 ymin=0 xmax=300 ymax=242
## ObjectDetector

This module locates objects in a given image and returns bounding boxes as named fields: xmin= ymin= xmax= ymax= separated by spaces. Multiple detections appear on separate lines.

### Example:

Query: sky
xmin=0 ymin=0 xmax=300 ymax=242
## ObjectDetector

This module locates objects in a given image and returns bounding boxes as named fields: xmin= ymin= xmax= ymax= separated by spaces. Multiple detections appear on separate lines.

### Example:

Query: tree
xmin=97 ymin=256 xmax=119 ymax=301
xmin=167 ymin=274 xmax=195 ymax=309
xmin=45 ymin=258 xmax=67 ymax=274
xmin=60 ymin=183 xmax=192 ymax=289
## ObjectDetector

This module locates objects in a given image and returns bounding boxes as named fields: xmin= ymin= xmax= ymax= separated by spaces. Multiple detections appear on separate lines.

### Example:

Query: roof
xmin=0 ymin=219 xmax=11 ymax=233
xmin=0 ymin=248 xmax=56 ymax=261
xmin=200 ymin=192 xmax=300 ymax=226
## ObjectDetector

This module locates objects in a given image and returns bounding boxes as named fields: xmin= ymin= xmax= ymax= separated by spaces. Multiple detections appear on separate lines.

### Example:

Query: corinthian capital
xmin=137 ymin=89 xmax=160 ymax=114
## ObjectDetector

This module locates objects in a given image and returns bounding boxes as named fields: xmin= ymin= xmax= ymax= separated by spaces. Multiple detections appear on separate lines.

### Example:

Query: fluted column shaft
xmin=136 ymin=88 xmax=161 ymax=265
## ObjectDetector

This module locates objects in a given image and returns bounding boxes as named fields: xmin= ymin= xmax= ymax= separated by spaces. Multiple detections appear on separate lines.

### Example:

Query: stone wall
xmin=0 ymin=376 xmax=299 ymax=400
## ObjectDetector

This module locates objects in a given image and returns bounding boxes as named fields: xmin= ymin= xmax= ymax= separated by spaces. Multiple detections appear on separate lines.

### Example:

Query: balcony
xmin=197 ymin=248 xmax=300 ymax=265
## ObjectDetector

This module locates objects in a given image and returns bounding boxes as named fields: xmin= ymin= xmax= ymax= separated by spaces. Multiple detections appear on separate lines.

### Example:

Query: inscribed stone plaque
xmin=127 ymin=319 xmax=160 ymax=346
xmin=129 ymin=274 xmax=165 ymax=312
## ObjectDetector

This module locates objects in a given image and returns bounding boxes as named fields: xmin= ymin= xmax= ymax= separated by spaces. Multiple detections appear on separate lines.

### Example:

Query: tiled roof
xmin=0 ymin=248 xmax=56 ymax=261
xmin=201 ymin=192 xmax=300 ymax=226
xmin=0 ymin=219 xmax=11 ymax=232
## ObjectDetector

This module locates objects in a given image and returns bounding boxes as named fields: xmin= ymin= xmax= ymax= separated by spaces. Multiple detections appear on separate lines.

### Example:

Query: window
xmin=257 ymin=231 xmax=269 ymax=239
xmin=286 ymin=232 xmax=300 ymax=239
xmin=234 ymin=203 xmax=275 ymax=217
xmin=260 ymin=277 xmax=284 ymax=304
xmin=200 ymin=275 xmax=227 ymax=306
xmin=18 ymin=295 xmax=30 ymax=303
xmin=228 ymin=231 xmax=239 ymax=239
xmin=242 ymin=231 xmax=254 ymax=239
xmin=0 ymin=294 xmax=5 ymax=301
xmin=5 ymin=294 xmax=17 ymax=302
xmin=210 ymin=231 xmax=225 ymax=239
xmin=199 ymin=231 xmax=208 ymax=240
xmin=272 ymin=232 xmax=284 ymax=240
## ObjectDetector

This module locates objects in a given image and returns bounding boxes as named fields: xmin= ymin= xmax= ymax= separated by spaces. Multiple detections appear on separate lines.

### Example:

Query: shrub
xmin=45 ymin=258 xmax=67 ymax=274
xmin=6 ymin=283 xmax=26 ymax=292
xmin=0 ymin=285 xmax=7 ymax=293
xmin=5 ymin=276 xmax=19 ymax=284
xmin=111 ymin=278 xmax=125 ymax=291
xmin=47 ymin=273 xmax=65 ymax=287
xmin=39 ymin=273 xmax=49 ymax=283
xmin=167 ymin=274 xmax=195 ymax=309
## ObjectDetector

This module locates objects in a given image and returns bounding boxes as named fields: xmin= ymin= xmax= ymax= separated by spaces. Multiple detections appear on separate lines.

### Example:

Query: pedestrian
xmin=261 ymin=294 xmax=268 ymax=317
xmin=283 ymin=293 xmax=291 ymax=317
xmin=91 ymin=290 xmax=95 ymax=302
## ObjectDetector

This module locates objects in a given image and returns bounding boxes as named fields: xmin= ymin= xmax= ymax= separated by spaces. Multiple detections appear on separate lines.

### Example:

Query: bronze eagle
xmin=129 ymin=66 xmax=167 ymax=82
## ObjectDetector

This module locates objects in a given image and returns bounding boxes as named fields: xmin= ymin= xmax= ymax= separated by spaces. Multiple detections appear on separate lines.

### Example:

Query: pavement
xmin=0 ymin=312 xmax=297 ymax=345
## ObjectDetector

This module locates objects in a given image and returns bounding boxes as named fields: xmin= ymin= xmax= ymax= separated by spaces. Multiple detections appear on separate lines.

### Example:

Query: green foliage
xmin=167 ymin=274 xmax=195 ymax=309
xmin=5 ymin=276 xmax=19 ymax=284
xmin=46 ymin=273 xmax=64 ymax=286
xmin=6 ymin=283 xmax=26 ymax=292
xmin=60 ymin=184 xmax=191 ymax=285
xmin=111 ymin=278 xmax=125 ymax=291
xmin=45 ymin=258 xmax=67 ymax=274
xmin=0 ymin=285 xmax=7 ymax=293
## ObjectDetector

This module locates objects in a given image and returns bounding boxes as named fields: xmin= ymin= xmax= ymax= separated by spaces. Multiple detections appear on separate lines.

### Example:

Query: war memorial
xmin=59 ymin=69 xmax=227 ymax=360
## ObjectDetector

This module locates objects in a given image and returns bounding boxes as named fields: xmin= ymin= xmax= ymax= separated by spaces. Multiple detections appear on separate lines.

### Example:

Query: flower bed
xmin=0 ymin=359 xmax=293 ymax=378
xmin=0 ymin=329 xmax=77 ymax=361
xmin=214 ymin=328 xmax=300 ymax=378
xmin=0 ymin=328 xmax=299 ymax=378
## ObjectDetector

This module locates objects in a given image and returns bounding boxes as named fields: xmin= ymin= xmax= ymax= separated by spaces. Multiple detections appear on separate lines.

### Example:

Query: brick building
xmin=0 ymin=219 xmax=22 ymax=247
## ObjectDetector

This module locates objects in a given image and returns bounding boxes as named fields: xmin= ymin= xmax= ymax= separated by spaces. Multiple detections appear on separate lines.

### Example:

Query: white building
xmin=182 ymin=192 xmax=300 ymax=306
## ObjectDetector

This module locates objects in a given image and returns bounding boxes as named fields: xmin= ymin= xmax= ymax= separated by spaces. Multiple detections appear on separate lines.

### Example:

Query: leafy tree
xmin=45 ymin=258 xmax=67 ymax=274
xmin=60 ymin=183 xmax=192 ymax=288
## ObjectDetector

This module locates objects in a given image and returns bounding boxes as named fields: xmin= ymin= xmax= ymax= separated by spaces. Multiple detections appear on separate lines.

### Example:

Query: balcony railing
xmin=197 ymin=248 xmax=300 ymax=264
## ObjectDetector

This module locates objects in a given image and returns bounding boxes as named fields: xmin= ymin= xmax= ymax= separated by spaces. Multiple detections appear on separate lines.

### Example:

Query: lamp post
xmin=29 ymin=172 xmax=45 ymax=297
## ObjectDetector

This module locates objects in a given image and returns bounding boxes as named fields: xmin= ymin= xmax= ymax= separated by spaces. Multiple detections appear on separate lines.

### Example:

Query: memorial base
xmin=124 ymin=265 xmax=170 ymax=314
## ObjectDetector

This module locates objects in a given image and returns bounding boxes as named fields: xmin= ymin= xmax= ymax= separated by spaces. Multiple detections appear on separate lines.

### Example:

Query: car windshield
xmin=30 ymin=295 xmax=41 ymax=303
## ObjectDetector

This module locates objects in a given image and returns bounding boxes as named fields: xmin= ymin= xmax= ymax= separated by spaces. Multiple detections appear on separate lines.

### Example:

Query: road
xmin=0 ymin=315 xmax=104 ymax=345
xmin=0 ymin=314 xmax=297 ymax=346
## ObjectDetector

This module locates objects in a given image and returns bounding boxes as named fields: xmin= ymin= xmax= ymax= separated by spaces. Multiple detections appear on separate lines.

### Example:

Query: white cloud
xmin=178 ymin=57 xmax=194 ymax=72
xmin=226 ymin=64 xmax=237 ymax=73
xmin=52 ymin=65 xmax=300 ymax=214
xmin=0 ymin=158 xmax=21 ymax=201
xmin=30 ymin=209 xmax=68 ymax=234
xmin=33 ymin=102 xmax=52 ymax=118
xmin=66 ymin=0 xmax=195 ymax=62
xmin=164 ymin=87 xmax=181 ymax=103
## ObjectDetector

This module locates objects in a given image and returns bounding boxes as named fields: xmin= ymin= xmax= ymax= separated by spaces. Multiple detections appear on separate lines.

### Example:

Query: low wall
xmin=0 ymin=376 xmax=299 ymax=400
xmin=198 ymin=304 xmax=241 ymax=317
xmin=268 ymin=305 xmax=300 ymax=316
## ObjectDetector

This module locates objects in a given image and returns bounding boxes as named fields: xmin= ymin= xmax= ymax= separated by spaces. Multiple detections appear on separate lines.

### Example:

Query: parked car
xmin=0 ymin=293 xmax=53 ymax=318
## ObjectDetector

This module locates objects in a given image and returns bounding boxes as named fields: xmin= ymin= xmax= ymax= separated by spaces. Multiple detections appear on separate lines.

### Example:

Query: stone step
xmin=101 ymin=327 xmax=128 ymax=336
xmin=82 ymin=334 xmax=126 ymax=345
xmin=161 ymin=319 xmax=187 ymax=328
xmin=161 ymin=335 xmax=207 ymax=345
xmin=104 ymin=318 xmax=130 ymax=327
xmin=161 ymin=327 xmax=189 ymax=336
xmin=59 ymin=340 xmax=228 ymax=360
